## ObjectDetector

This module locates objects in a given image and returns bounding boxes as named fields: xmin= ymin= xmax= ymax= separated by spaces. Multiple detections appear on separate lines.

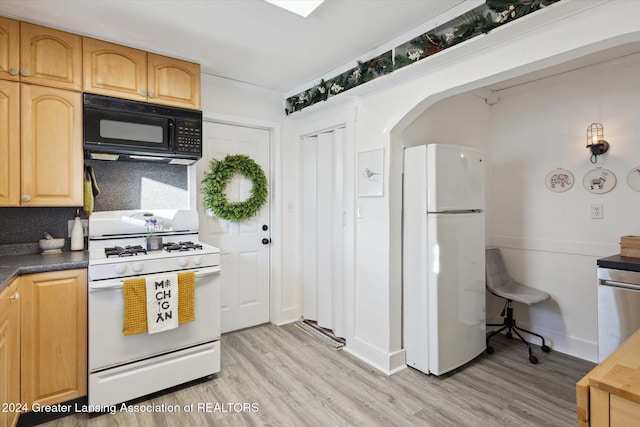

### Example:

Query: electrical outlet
xmin=591 ymin=204 xmax=604 ymax=219
xmin=68 ymin=219 xmax=89 ymax=237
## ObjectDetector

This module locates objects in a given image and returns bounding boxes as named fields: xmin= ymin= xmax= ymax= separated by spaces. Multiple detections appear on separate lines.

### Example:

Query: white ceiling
xmin=0 ymin=0 xmax=466 ymax=93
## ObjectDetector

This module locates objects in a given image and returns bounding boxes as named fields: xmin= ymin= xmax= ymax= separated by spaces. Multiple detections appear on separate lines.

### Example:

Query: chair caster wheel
xmin=486 ymin=346 xmax=494 ymax=354
xmin=542 ymin=345 xmax=551 ymax=353
xmin=506 ymin=332 xmax=513 ymax=339
xmin=529 ymin=355 xmax=538 ymax=364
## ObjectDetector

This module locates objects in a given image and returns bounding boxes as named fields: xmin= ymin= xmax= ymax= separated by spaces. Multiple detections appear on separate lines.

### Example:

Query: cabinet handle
xmin=9 ymin=293 xmax=19 ymax=301
xmin=22 ymin=194 xmax=31 ymax=202
xmin=149 ymin=92 xmax=155 ymax=99
xmin=21 ymin=68 xmax=30 ymax=77
xmin=9 ymin=67 xmax=18 ymax=75
xmin=141 ymin=90 xmax=147 ymax=97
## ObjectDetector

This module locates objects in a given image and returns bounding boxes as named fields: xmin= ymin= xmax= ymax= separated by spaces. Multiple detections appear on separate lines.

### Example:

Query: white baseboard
xmin=343 ymin=337 xmax=407 ymax=375
xmin=487 ymin=321 xmax=597 ymax=363
xmin=273 ymin=307 xmax=299 ymax=326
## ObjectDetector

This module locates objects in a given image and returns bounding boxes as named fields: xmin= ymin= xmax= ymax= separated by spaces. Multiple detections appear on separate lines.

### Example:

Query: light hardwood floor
xmin=39 ymin=323 xmax=594 ymax=426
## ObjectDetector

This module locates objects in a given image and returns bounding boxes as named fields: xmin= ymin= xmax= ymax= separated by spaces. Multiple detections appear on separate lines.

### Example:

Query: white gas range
xmin=87 ymin=210 xmax=221 ymax=409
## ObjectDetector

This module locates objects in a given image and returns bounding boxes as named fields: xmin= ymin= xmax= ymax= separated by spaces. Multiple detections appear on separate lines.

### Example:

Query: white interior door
xmin=300 ymin=128 xmax=345 ymax=338
xmin=197 ymin=121 xmax=270 ymax=333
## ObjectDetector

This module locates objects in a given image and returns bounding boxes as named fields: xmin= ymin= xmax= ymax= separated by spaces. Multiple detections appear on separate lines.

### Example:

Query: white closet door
xmin=300 ymin=128 xmax=345 ymax=337
xmin=316 ymin=131 xmax=334 ymax=330
xmin=330 ymin=128 xmax=345 ymax=338
xmin=301 ymin=136 xmax=318 ymax=321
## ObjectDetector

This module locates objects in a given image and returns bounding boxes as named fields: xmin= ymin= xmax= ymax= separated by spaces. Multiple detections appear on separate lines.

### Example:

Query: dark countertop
xmin=0 ymin=250 xmax=89 ymax=292
xmin=597 ymin=254 xmax=640 ymax=273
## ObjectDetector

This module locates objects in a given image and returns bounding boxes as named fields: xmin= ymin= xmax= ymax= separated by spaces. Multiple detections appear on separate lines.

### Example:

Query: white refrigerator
xmin=403 ymin=144 xmax=486 ymax=375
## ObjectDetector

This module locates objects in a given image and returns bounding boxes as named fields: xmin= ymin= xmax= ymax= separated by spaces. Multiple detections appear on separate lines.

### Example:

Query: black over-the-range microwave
xmin=83 ymin=93 xmax=203 ymax=165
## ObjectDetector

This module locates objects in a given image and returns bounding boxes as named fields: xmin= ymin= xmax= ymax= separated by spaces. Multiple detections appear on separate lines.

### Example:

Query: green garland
xmin=201 ymin=154 xmax=268 ymax=222
xmin=286 ymin=0 xmax=561 ymax=114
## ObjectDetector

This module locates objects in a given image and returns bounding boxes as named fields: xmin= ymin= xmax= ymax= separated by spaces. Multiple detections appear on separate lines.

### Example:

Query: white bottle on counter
xmin=71 ymin=210 xmax=84 ymax=251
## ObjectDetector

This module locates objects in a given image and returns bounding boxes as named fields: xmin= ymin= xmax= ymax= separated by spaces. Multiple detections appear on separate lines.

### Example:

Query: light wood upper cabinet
xmin=83 ymin=37 xmax=148 ymax=102
xmin=3 ymin=17 xmax=201 ymax=107
xmin=0 ymin=17 xmax=20 ymax=82
xmin=20 ymin=84 xmax=83 ymax=206
xmin=84 ymin=38 xmax=201 ymax=109
xmin=20 ymin=23 xmax=82 ymax=91
xmin=0 ymin=80 xmax=20 ymax=206
xmin=0 ymin=278 xmax=20 ymax=427
xmin=20 ymin=269 xmax=87 ymax=408
xmin=0 ymin=18 xmax=82 ymax=91
xmin=148 ymin=53 xmax=200 ymax=109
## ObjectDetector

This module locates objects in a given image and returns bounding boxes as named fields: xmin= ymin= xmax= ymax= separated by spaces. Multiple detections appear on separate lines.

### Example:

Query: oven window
xmin=100 ymin=119 xmax=164 ymax=143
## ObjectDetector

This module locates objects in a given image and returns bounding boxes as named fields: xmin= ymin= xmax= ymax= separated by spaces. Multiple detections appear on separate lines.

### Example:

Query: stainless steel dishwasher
xmin=597 ymin=266 xmax=640 ymax=361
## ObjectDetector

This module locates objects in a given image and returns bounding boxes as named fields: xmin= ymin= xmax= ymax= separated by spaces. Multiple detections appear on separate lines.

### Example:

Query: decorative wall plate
xmin=545 ymin=168 xmax=574 ymax=192
xmin=583 ymin=168 xmax=616 ymax=194
xmin=627 ymin=166 xmax=640 ymax=192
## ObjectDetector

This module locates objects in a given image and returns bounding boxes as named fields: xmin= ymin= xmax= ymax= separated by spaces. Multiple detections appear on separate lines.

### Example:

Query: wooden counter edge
xmin=577 ymin=374 xmax=590 ymax=426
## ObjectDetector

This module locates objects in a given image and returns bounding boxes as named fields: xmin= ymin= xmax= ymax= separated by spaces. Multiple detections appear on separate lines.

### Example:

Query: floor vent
xmin=295 ymin=320 xmax=345 ymax=349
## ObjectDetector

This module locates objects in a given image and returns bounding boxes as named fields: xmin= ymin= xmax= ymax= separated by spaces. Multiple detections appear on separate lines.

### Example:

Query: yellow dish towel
xmin=83 ymin=166 xmax=100 ymax=216
xmin=123 ymin=271 xmax=196 ymax=336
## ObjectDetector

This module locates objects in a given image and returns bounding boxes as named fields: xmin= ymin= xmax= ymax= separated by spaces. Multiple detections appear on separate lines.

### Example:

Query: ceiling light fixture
xmin=264 ymin=0 xmax=324 ymax=17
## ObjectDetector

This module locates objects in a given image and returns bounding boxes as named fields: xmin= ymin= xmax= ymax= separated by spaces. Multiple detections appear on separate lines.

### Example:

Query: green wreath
xmin=201 ymin=154 xmax=268 ymax=222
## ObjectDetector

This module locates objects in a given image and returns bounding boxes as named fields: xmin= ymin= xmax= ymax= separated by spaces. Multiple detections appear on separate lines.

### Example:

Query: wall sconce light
xmin=586 ymin=123 xmax=610 ymax=164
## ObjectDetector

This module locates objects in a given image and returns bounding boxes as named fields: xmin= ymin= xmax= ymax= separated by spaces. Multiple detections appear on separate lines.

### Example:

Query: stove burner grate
xmin=163 ymin=241 xmax=203 ymax=252
xmin=105 ymin=245 xmax=147 ymax=257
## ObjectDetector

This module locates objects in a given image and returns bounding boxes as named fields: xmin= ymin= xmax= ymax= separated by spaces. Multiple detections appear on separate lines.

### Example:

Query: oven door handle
xmin=88 ymin=266 xmax=220 ymax=290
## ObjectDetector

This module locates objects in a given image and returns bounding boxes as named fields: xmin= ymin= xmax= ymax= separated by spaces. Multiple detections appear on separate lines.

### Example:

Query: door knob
xmin=262 ymin=238 xmax=271 ymax=245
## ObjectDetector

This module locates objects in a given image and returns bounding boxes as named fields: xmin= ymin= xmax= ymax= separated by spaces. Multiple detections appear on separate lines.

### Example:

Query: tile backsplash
xmin=86 ymin=159 xmax=189 ymax=211
xmin=0 ymin=207 xmax=79 ymax=250
xmin=0 ymin=159 xmax=190 ymax=249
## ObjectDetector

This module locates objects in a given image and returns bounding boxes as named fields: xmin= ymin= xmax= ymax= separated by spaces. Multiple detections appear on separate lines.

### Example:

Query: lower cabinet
xmin=0 ymin=278 xmax=20 ymax=427
xmin=577 ymin=328 xmax=640 ymax=426
xmin=588 ymin=387 xmax=640 ymax=427
xmin=20 ymin=269 xmax=87 ymax=408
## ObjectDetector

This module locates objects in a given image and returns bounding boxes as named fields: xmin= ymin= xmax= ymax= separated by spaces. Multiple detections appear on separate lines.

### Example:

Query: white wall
xmin=200 ymin=74 xmax=284 ymax=122
xmin=401 ymin=93 xmax=491 ymax=151
xmin=486 ymin=53 xmax=640 ymax=361
xmin=283 ymin=0 xmax=640 ymax=373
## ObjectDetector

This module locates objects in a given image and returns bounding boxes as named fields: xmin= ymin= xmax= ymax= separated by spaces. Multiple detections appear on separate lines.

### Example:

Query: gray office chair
xmin=485 ymin=248 xmax=551 ymax=364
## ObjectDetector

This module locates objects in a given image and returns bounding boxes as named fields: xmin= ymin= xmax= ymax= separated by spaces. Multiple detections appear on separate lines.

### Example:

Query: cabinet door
xmin=0 ymin=17 xmax=20 ymax=82
xmin=20 ymin=269 xmax=87 ymax=407
xmin=20 ymin=84 xmax=82 ymax=206
xmin=83 ymin=37 xmax=147 ymax=102
xmin=0 ymin=80 xmax=20 ymax=206
xmin=148 ymin=53 xmax=201 ymax=110
xmin=611 ymin=394 xmax=640 ymax=427
xmin=20 ymin=23 xmax=82 ymax=91
xmin=0 ymin=278 xmax=21 ymax=427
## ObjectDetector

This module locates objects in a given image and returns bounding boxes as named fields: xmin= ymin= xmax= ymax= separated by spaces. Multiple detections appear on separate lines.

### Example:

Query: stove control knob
xmin=132 ymin=262 xmax=143 ymax=273
xmin=178 ymin=257 xmax=189 ymax=268
xmin=192 ymin=256 xmax=202 ymax=266
xmin=114 ymin=264 xmax=127 ymax=275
